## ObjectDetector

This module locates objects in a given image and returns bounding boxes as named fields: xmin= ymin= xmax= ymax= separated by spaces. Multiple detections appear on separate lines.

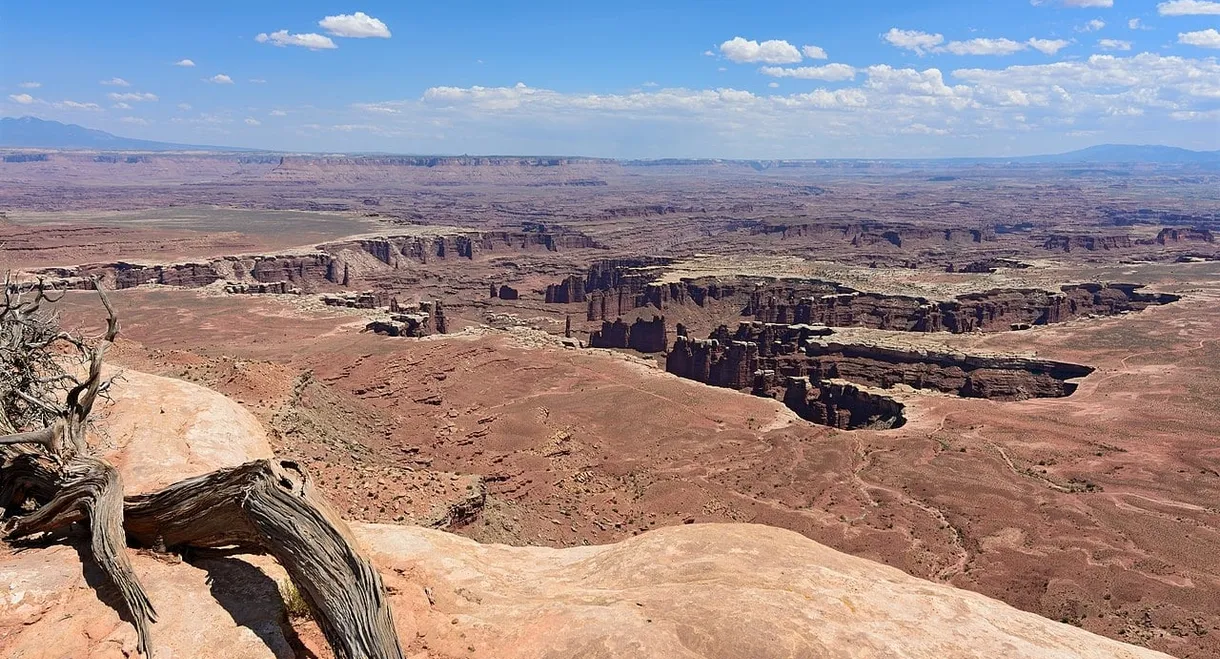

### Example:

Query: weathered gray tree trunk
xmin=0 ymin=277 xmax=405 ymax=659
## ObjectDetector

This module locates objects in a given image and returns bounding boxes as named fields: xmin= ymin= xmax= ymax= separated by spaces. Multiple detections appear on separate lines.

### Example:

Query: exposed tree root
xmin=1 ymin=275 xmax=405 ymax=659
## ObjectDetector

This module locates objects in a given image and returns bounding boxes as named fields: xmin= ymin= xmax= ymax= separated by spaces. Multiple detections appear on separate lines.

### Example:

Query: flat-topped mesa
xmin=946 ymin=258 xmax=1031 ymax=273
xmin=28 ymin=253 xmax=347 ymax=292
xmin=327 ymin=229 xmax=600 ymax=268
xmin=589 ymin=315 xmax=669 ymax=353
xmin=365 ymin=300 xmax=448 ymax=337
xmin=746 ymin=282 xmax=1180 ymax=333
xmin=741 ymin=220 xmax=996 ymax=247
xmin=1156 ymin=227 xmax=1215 ymax=244
xmin=224 ymin=254 xmax=344 ymax=286
xmin=1042 ymin=233 xmax=1136 ymax=252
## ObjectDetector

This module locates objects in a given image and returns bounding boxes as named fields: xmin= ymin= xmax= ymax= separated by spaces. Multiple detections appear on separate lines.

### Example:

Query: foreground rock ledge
xmin=0 ymin=371 xmax=1168 ymax=659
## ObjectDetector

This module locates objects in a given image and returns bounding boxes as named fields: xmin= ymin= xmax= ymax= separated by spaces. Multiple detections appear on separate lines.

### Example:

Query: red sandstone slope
xmin=0 ymin=368 xmax=1168 ymax=659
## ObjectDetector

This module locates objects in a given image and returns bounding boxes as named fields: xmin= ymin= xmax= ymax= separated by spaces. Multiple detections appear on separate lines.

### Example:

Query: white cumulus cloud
xmin=1158 ymin=0 xmax=1220 ymax=15
xmin=719 ymin=37 xmax=803 ymax=64
xmin=8 ymin=93 xmax=36 ymax=104
xmin=57 ymin=100 xmax=102 ymax=111
xmin=318 ymin=11 xmax=391 ymax=38
xmin=1028 ymin=38 xmax=1072 ymax=54
xmin=101 ymin=77 xmax=131 ymax=86
xmin=174 ymin=58 xmax=196 ymax=67
xmin=759 ymin=63 xmax=857 ymax=81
xmin=883 ymin=28 xmax=945 ymax=55
xmin=1078 ymin=19 xmax=1106 ymax=31
xmin=178 ymin=103 xmax=191 ymax=110
xmin=801 ymin=44 xmax=828 ymax=59
xmin=107 ymin=92 xmax=158 ymax=102
xmin=18 ymin=81 xmax=40 ymax=89
xmin=270 ymin=109 xmax=288 ymax=116
xmin=1179 ymin=28 xmax=1220 ymax=47
xmin=120 ymin=116 xmax=149 ymax=125
xmin=1098 ymin=38 xmax=1133 ymax=50
xmin=112 ymin=102 xmax=132 ymax=109
xmin=245 ymin=117 xmax=261 ymax=126
xmin=944 ymin=38 xmax=1029 ymax=55
xmin=209 ymin=74 xmax=234 ymax=84
xmin=255 ymin=30 xmax=337 ymax=50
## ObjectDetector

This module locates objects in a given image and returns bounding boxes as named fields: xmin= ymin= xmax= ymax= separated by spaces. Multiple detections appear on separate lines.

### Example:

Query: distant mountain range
xmin=2 ymin=115 xmax=1219 ymax=163
xmin=0 ymin=116 xmax=253 ymax=152
xmin=1010 ymin=144 xmax=1220 ymax=164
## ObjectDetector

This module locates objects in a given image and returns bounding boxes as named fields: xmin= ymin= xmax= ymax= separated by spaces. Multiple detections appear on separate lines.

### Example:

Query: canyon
xmin=2 ymin=151 xmax=1218 ymax=658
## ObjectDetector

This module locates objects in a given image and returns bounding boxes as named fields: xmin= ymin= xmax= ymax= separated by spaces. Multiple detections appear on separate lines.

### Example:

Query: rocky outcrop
xmin=773 ymin=377 xmax=905 ymax=429
xmin=322 ymin=291 xmax=383 ymax=308
xmin=495 ymin=284 xmax=519 ymax=300
xmin=589 ymin=316 xmax=669 ymax=353
xmin=1156 ymin=227 xmax=1214 ymax=244
xmin=545 ymin=275 xmax=586 ymax=303
xmin=74 ymin=261 xmax=223 ymax=289
xmin=1042 ymin=234 xmax=1135 ymax=252
xmin=667 ymin=320 xmax=1095 ymax=428
xmin=223 ymin=281 xmax=298 ymax=295
xmin=947 ymin=258 xmax=1031 ymax=273
xmin=366 ymin=300 xmax=448 ymax=337
xmin=667 ymin=335 xmax=759 ymax=391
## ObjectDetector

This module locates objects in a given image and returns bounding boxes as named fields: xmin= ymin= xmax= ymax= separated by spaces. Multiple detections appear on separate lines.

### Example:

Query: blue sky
xmin=3 ymin=0 xmax=1219 ymax=157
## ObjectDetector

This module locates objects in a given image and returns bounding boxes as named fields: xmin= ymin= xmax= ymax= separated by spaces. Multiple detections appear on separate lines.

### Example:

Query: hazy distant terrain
xmin=4 ymin=116 xmax=1219 ymax=165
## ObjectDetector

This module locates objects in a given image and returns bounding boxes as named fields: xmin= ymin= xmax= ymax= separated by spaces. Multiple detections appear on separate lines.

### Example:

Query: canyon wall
xmin=666 ymin=320 xmax=1095 ymax=429
xmin=589 ymin=316 xmax=669 ymax=353
xmin=577 ymin=257 xmax=1177 ymax=333
xmin=745 ymin=282 xmax=1178 ymax=333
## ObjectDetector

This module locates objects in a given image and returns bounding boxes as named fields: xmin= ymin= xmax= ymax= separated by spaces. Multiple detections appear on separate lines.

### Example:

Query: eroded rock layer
xmin=560 ymin=258 xmax=1179 ymax=333
xmin=666 ymin=320 xmax=1095 ymax=429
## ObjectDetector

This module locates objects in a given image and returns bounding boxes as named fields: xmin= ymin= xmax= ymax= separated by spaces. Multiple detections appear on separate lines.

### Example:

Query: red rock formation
xmin=743 ymin=221 xmax=994 ymax=247
xmin=223 ymin=281 xmax=297 ymax=295
xmin=326 ymin=229 xmax=599 ymax=267
xmin=666 ymin=321 xmax=1095 ymax=428
xmin=1156 ymin=227 xmax=1214 ymax=244
xmin=745 ymin=283 xmax=1179 ymax=333
xmin=366 ymin=300 xmax=448 ymax=337
xmin=545 ymin=275 xmax=586 ymax=304
xmin=589 ymin=316 xmax=668 ymax=353
xmin=1042 ymin=234 xmax=1135 ymax=252
xmin=76 ymin=261 xmax=223 ymax=289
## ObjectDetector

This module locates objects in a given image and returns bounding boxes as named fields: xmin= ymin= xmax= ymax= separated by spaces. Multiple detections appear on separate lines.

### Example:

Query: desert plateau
xmin=3 ymin=3 xmax=1220 ymax=657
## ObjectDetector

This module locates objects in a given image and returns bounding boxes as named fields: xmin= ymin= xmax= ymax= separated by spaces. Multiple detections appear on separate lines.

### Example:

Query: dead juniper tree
xmin=0 ymin=275 xmax=404 ymax=659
